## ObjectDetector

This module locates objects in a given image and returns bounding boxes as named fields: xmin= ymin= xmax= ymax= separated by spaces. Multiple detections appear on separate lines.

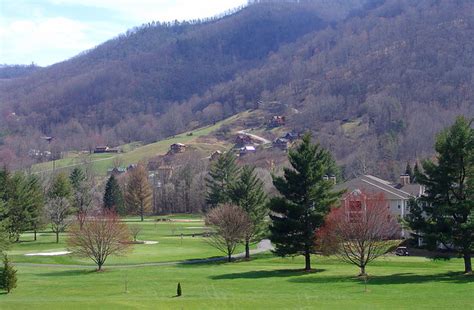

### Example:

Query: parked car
xmin=395 ymin=246 xmax=410 ymax=256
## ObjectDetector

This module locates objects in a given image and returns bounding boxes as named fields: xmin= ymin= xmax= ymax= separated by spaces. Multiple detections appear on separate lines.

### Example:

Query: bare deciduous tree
xmin=125 ymin=165 xmax=152 ymax=221
xmin=68 ymin=210 xmax=131 ymax=271
xmin=205 ymin=204 xmax=253 ymax=262
xmin=44 ymin=197 xmax=71 ymax=243
xmin=129 ymin=225 xmax=142 ymax=242
xmin=316 ymin=191 xmax=401 ymax=276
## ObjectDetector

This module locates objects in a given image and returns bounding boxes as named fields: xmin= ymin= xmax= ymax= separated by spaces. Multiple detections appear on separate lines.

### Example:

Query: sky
xmin=0 ymin=0 xmax=248 ymax=66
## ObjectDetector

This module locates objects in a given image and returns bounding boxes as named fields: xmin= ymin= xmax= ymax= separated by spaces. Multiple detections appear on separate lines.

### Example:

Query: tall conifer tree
xmin=206 ymin=152 xmax=239 ymax=209
xmin=70 ymin=168 xmax=91 ymax=210
xmin=408 ymin=116 xmax=473 ymax=274
xmin=230 ymin=165 xmax=268 ymax=259
xmin=268 ymin=134 xmax=342 ymax=271
xmin=103 ymin=175 xmax=124 ymax=214
xmin=25 ymin=175 xmax=44 ymax=241
xmin=0 ymin=254 xmax=17 ymax=293
xmin=405 ymin=161 xmax=414 ymax=181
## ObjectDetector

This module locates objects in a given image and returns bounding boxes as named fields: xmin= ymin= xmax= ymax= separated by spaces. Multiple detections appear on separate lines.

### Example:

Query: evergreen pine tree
xmin=25 ymin=175 xmax=44 ymax=241
xmin=206 ymin=152 xmax=239 ymax=209
xmin=0 ymin=169 xmax=10 ymax=250
xmin=0 ymin=208 xmax=9 ymax=253
xmin=48 ymin=173 xmax=72 ymax=200
xmin=413 ymin=161 xmax=421 ymax=183
xmin=230 ymin=165 xmax=268 ymax=259
xmin=4 ymin=173 xmax=34 ymax=242
xmin=176 ymin=282 xmax=182 ymax=297
xmin=268 ymin=134 xmax=343 ymax=271
xmin=0 ymin=254 xmax=17 ymax=293
xmin=69 ymin=167 xmax=86 ymax=190
xmin=103 ymin=175 xmax=124 ymax=214
xmin=405 ymin=161 xmax=414 ymax=181
xmin=407 ymin=116 xmax=473 ymax=274
xmin=69 ymin=168 xmax=92 ymax=216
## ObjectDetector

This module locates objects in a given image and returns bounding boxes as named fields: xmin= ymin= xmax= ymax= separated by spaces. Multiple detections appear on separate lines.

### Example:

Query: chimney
xmin=400 ymin=174 xmax=410 ymax=186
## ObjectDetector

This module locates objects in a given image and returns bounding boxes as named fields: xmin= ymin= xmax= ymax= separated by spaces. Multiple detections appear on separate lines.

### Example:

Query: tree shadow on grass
xmin=210 ymin=268 xmax=326 ymax=280
xmin=290 ymin=272 xmax=473 ymax=285
xmin=37 ymin=269 xmax=96 ymax=277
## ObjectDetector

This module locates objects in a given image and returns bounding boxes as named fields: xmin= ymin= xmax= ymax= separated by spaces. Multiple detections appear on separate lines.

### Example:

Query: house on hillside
xmin=107 ymin=167 xmax=127 ymax=176
xmin=239 ymin=145 xmax=256 ymax=156
xmin=94 ymin=146 xmax=119 ymax=154
xmin=269 ymin=115 xmax=286 ymax=128
xmin=210 ymin=150 xmax=222 ymax=161
xmin=169 ymin=143 xmax=186 ymax=154
xmin=235 ymin=135 xmax=253 ymax=147
xmin=282 ymin=131 xmax=300 ymax=142
xmin=272 ymin=138 xmax=289 ymax=150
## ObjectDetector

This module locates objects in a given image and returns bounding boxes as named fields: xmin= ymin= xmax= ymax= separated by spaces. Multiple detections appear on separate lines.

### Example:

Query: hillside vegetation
xmin=1 ymin=0 xmax=473 ymax=180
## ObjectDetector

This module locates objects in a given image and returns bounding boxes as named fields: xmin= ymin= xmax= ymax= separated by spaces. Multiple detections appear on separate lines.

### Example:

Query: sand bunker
xmin=142 ymin=241 xmax=159 ymax=245
xmin=25 ymin=251 xmax=71 ymax=256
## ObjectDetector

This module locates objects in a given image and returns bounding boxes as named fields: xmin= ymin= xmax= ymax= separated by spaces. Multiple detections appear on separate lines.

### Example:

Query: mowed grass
xmin=30 ymin=112 xmax=245 ymax=176
xmin=0 ymin=254 xmax=472 ymax=309
xmin=7 ymin=216 xmax=234 ymax=266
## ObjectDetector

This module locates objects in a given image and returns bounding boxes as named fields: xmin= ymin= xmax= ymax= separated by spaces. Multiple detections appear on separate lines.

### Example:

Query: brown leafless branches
xmin=205 ymin=204 xmax=253 ymax=262
xmin=67 ymin=210 xmax=131 ymax=271
xmin=316 ymin=192 xmax=402 ymax=276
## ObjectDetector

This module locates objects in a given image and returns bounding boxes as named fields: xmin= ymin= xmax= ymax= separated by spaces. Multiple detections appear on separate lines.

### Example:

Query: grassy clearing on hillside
xmin=31 ymin=112 xmax=246 ymax=176
xmin=1 ymin=255 xmax=471 ymax=309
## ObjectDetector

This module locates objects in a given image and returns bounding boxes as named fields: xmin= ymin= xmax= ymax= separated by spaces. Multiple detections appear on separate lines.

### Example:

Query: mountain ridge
xmin=1 ymin=0 xmax=473 ymax=179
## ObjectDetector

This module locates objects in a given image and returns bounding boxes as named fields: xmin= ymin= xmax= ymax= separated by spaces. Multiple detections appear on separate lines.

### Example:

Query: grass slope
xmin=31 ymin=112 xmax=246 ymax=176
xmin=1 ymin=217 xmax=472 ymax=309
xmin=0 ymin=255 xmax=471 ymax=309
xmin=7 ymin=217 xmax=232 ymax=266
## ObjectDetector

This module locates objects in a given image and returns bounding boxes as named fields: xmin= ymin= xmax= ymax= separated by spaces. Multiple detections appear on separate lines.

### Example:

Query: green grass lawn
xmin=31 ymin=112 xmax=243 ymax=176
xmin=7 ymin=217 xmax=234 ymax=266
xmin=1 ymin=217 xmax=472 ymax=309
xmin=0 ymin=254 xmax=471 ymax=309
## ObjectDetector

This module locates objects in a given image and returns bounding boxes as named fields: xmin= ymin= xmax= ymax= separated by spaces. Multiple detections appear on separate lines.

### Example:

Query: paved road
xmin=14 ymin=240 xmax=274 ymax=269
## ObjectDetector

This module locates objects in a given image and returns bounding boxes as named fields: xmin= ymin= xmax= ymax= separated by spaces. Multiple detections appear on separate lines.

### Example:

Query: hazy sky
xmin=0 ymin=0 xmax=247 ymax=66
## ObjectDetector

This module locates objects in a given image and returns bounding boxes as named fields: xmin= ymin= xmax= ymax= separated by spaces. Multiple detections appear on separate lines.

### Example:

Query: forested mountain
xmin=0 ymin=64 xmax=42 ymax=79
xmin=1 ymin=0 xmax=473 ymax=179
xmin=0 ymin=1 xmax=336 ymax=134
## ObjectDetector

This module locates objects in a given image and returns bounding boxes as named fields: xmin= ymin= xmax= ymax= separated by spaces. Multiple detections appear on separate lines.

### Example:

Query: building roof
xmin=398 ymin=183 xmax=425 ymax=197
xmin=274 ymin=138 xmax=289 ymax=143
xmin=334 ymin=175 xmax=413 ymax=200
xmin=240 ymin=146 xmax=256 ymax=151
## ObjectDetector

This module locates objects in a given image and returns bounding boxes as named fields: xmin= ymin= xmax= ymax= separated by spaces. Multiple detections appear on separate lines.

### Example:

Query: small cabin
xmin=273 ymin=138 xmax=289 ymax=150
xmin=283 ymin=132 xmax=300 ymax=142
xmin=269 ymin=115 xmax=286 ymax=128
xmin=239 ymin=145 xmax=256 ymax=156
xmin=169 ymin=143 xmax=186 ymax=154
xmin=94 ymin=146 xmax=119 ymax=154
xmin=210 ymin=150 xmax=222 ymax=161
xmin=107 ymin=167 xmax=127 ymax=176
xmin=234 ymin=135 xmax=252 ymax=147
